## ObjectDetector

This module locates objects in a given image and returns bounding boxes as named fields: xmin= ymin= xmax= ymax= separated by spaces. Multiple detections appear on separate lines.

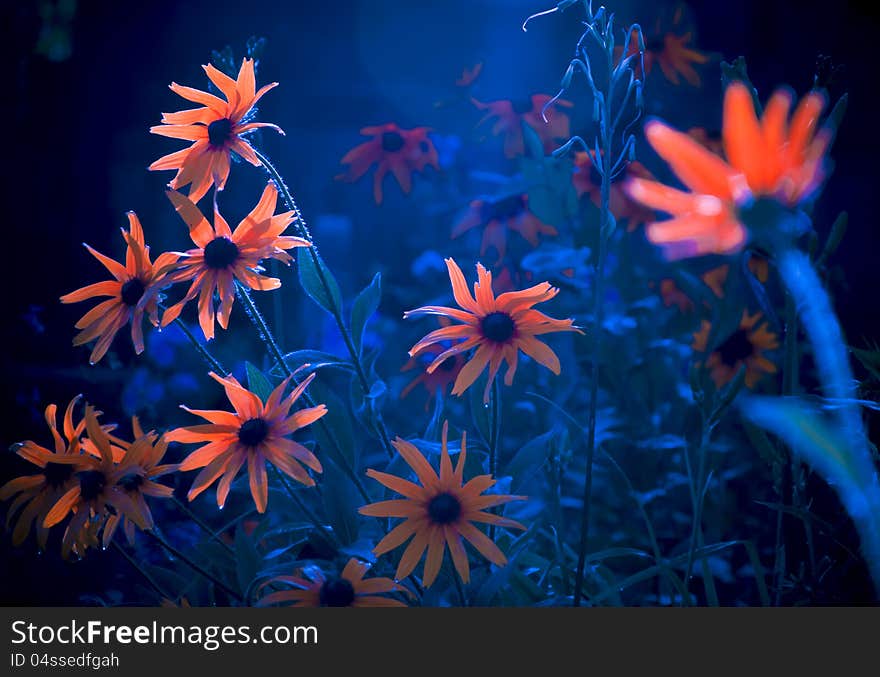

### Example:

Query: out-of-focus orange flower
xmin=617 ymin=8 xmax=708 ymax=86
xmin=401 ymin=319 xmax=465 ymax=411
xmin=150 ymin=58 xmax=283 ymax=203
xmin=472 ymin=94 xmax=572 ymax=158
xmin=336 ymin=123 xmax=439 ymax=205
xmin=456 ymin=62 xmax=483 ymax=88
xmin=572 ymin=153 xmax=656 ymax=231
xmin=656 ymin=279 xmax=694 ymax=313
xmin=451 ymin=194 xmax=557 ymax=262
xmin=624 ymin=82 xmax=830 ymax=259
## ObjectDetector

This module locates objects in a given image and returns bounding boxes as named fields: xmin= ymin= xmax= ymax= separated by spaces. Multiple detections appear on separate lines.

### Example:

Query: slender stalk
xmin=268 ymin=465 xmax=338 ymax=549
xmin=171 ymin=496 xmax=234 ymax=555
xmin=234 ymin=281 xmax=371 ymax=502
xmin=452 ymin=565 xmax=468 ymax=607
xmin=112 ymin=540 xmax=172 ymax=600
xmin=146 ymin=530 xmax=243 ymax=602
xmin=773 ymin=290 xmax=799 ymax=604
xmin=487 ymin=378 xmax=502 ymax=541
xmin=250 ymin=146 xmax=395 ymax=459
xmin=682 ymin=423 xmax=719 ymax=606
xmin=168 ymin=314 xmax=228 ymax=375
xmin=573 ymin=116 xmax=609 ymax=608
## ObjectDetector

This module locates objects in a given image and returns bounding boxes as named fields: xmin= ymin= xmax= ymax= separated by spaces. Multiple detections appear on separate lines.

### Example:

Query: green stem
xmin=269 ymin=465 xmax=338 ymax=549
xmin=146 ymin=530 xmax=243 ymax=602
xmin=112 ymin=541 xmax=172 ymax=601
xmin=682 ymin=422 xmax=719 ymax=606
xmin=234 ymin=281 xmax=371 ymax=503
xmin=487 ymin=378 xmax=502 ymax=541
xmin=171 ymin=496 xmax=234 ymax=555
xmin=251 ymin=146 xmax=395 ymax=459
xmin=167 ymin=314 xmax=228 ymax=375
xmin=573 ymin=108 xmax=610 ymax=608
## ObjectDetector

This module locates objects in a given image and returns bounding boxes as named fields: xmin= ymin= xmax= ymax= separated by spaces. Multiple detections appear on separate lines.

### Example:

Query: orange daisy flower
xmin=167 ymin=371 xmax=327 ymax=514
xmin=472 ymin=94 xmax=572 ymax=158
xmin=0 ymin=397 xmax=86 ymax=550
xmin=404 ymin=258 xmax=581 ymax=402
xmin=60 ymin=214 xmax=178 ymax=365
xmin=149 ymin=58 xmax=283 ymax=203
xmin=257 ymin=558 xmax=410 ymax=607
xmin=335 ymin=123 xmax=439 ymax=205
xmin=451 ymin=193 xmax=557 ymax=262
xmin=623 ymin=82 xmax=830 ymax=259
xmin=692 ymin=310 xmax=779 ymax=388
xmin=43 ymin=406 xmax=148 ymax=557
xmin=702 ymin=265 xmax=730 ymax=299
xmin=618 ymin=8 xmax=708 ymax=87
xmin=160 ymin=183 xmax=310 ymax=340
xmin=360 ymin=421 xmax=527 ymax=587
xmin=401 ymin=319 xmax=466 ymax=411
xmin=102 ymin=420 xmax=176 ymax=546
xmin=572 ymin=152 xmax=656 ymax=231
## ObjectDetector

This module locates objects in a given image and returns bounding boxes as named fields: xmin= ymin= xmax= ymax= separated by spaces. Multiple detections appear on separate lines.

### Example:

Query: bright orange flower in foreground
xmin=149 ymin=58 xmax=282 ymax=203
xmin=693 ymin=310 xmax=779 ymax=388
xmin=102 ymin=420 xmax=176 ymax=546
xmin=451 ymin=193 xmax=557 ymax=262
xmin=160 ymin=183 xmax=310 ymax=340
xmin=360 ymin=422 xmax=526 ymax=587
xmin=572 ymin=152 xmax=656 ymax=231
xmin=624 ymin=81 xmax=830 ymax=259
xmin=401 ymin=318 xmax=465 ymax=411
xmin=0 ymin=397 xmax=86 ymax=550
xmin=43 ymin=407 xmax=148 ymax=557
xmin=167 ymin=372 xmax=326 ymax=513
xmin=61 ymin=213 xmax=178 ymax=365
xmin=472 ymin=94 xmax=572 ymax=158
xmin=404 ymin=258 xmax=582 ymax=403
xmin=336 ymin=123 xmax=439 ymax=205
xmin=257 ymin=558 xmax=410 ymax=607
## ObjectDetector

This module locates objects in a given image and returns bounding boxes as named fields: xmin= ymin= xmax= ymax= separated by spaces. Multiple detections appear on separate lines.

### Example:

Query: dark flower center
xmin=208 ymin=118 xmax=233 ymax=147
xmin=78 ymin=470 xmax=106 ymax=502
xmin=118 ymin=473 xmax=145 ymax=492
xmin=238 ymin=418 xmax=270 ymax=447
xmin=43 ymin=462 xmax=74 ymax=489
xmin=428 ymin=492 xmax=462 ymax=525
xmin=120 ymin=278 xmax=146 ymax=307
xmin=203 ymin=237 xmax=240 ymax=269
xmin=381 ymin=131 xmax=405 ymax=152
xmin=319 ymin=577 xmax=356 ymax=607
xmin=481 ymin=312 xmax=516 ymax=343
xmin=717 ymin=329 xmax=754 ymax=366
xmin=512 ymin=97 xmax=534 ymax=114
xmin=482 ymin=194 xmax=526 ymax=222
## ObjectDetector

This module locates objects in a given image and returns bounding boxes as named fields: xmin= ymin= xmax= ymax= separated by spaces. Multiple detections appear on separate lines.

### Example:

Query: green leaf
xmin=506 ymin=428 xmax=558 ymax=492
xmin=245 ymin=362 xmax=274 ymax=402
xmin=321 ymin=463 xmax=360 ymax=546
xmin=350 ymin=272 xmax=382 ymax=357
xmin=522 ymin=119 xmax=545 ymax=159
xmin=297 ymin=248 xmax=342 ymax=317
